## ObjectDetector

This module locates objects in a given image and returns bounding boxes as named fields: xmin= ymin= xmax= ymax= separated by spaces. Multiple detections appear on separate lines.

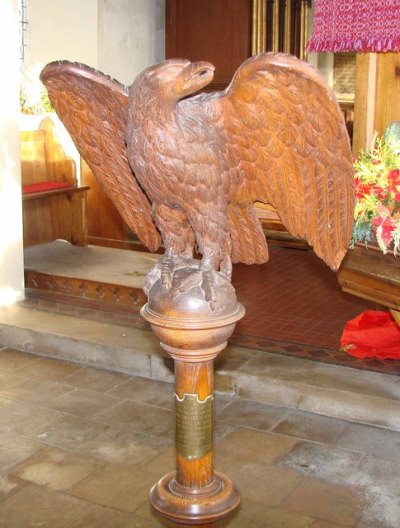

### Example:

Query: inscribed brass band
xmin=175 ymin=393 xmax=213 ymax=460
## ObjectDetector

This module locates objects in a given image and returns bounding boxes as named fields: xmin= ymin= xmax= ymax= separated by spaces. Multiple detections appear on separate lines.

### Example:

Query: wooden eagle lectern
xmin=41 ymin=53 xmax=354 ymax=525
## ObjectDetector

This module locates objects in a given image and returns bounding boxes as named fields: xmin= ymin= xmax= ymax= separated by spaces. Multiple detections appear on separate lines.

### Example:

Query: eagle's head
xmin=133 ymin=59 xmax=215 ymax=101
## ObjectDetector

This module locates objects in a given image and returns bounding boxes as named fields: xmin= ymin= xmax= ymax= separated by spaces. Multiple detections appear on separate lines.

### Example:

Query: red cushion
xmin=22 ymin=181 xmax=72 ymax=195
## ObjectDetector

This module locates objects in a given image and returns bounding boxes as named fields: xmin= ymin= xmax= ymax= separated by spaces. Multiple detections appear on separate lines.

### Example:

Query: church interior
xmin=0 ymin=1 xmax=400 ymax=526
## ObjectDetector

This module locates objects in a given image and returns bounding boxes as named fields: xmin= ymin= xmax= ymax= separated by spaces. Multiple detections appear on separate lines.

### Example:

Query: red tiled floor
xmin=22 ymin=245 xmax=400 ymax=376
xmin=232 ymin=246 xmax=376 ymax=350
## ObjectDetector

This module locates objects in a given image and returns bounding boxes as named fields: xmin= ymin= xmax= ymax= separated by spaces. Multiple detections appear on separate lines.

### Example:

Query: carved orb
xmin=141 ymin=261 xmax=245 ymax=362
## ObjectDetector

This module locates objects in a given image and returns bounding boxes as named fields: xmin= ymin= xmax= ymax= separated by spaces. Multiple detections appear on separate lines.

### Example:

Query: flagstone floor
xmin=0 ymin=345 xmax=399 ymax=527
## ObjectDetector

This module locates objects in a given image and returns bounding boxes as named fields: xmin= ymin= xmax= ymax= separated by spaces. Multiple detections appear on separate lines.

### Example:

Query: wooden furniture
xmin=353 ymin=52 xmax=400 ymax=154
xmin=166 ymin=0 xmax=252 ymax=91
xmin=21 ymin=117 xmax=89 ymax=247
xmin=81 ymin=157 xmax=130 ymax=247
xmin=338 ymin=244 xmax=400 ymax=323
xmin=142 ymin=262 xmax=244 ymax=525
xmin=166 ymin=0 xmax=311 ymax=92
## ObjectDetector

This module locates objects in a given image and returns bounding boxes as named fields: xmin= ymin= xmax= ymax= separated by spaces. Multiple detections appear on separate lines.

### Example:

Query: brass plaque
xmin=175 ymin=393 xmax=213 ymax=460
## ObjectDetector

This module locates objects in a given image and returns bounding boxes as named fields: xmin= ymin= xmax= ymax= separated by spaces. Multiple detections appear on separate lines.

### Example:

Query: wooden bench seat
xmin=21 ymin=117 xmax=89 ymax=248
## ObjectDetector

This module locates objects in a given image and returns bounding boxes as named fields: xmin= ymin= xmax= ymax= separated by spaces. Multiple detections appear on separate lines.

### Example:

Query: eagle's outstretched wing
xmin=201 ymin=53 xmax=354 ymax=270
xmin=40 ymin=61 xmax=161 ymax=251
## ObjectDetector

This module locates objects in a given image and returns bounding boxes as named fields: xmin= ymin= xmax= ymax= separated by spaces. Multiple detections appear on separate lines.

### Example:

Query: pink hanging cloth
xmin=307 ymin=0 xmax=400 ymax=53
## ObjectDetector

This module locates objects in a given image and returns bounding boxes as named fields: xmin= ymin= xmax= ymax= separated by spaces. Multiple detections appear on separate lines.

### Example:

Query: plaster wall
xmin=0 ymin=0 xmax=24 ymax=306
xmin=98 ymin=0 xmax=165 ymax=85
xmin=24 ymin=0 xmax=98 ymax=76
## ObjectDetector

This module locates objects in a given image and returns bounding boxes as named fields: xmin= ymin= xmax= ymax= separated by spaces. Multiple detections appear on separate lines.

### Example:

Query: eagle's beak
xmin=182 ymin=62 xmax=215 ymax=94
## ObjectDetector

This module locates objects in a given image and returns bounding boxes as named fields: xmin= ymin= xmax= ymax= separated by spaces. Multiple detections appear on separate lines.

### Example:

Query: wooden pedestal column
xmin=141 ymin=262 xmax=244 ymax=525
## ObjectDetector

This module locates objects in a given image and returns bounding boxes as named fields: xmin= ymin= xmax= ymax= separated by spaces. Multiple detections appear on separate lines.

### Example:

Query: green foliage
xmin=20 ymin=86 xmax=54 ymax=114
xmin=352 ymin=125 xmax=400 ymax=255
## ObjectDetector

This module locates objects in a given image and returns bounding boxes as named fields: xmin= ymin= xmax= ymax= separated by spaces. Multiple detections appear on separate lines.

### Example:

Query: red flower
xmin=372 ymin=215 xmax=396 ymax=245
xmin=370 ymin=184 xmax=386 ymax=200
xmin=388 ymin=169 xmax=400 ymax=185
xmin=355 ymin=180 xmax=373 ymax=199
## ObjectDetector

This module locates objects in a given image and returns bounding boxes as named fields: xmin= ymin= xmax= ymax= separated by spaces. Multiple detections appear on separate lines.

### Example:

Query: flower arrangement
xmin=351 ymin=122 xmax=400 ymax=255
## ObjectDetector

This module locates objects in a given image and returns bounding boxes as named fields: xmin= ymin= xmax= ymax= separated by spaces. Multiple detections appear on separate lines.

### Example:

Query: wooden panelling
xmin=22 ymin=187 xmax=89 ymax=247
xmin=166 ymin=0 xmax=252 ymax=90
xmin=81 ymin=157 xmax=129 ymax=242
xmin=353 ymin=52 xmax=400 ymax=154
xmin=374 ymin=52 xmax=400 ymax=136
xmin=338 ymin=244 xmax=400 ymax=311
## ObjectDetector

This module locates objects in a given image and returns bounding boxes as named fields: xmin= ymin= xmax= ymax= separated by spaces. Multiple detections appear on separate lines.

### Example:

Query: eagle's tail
xmin=227 ymin=204 xmax=269 ymax=265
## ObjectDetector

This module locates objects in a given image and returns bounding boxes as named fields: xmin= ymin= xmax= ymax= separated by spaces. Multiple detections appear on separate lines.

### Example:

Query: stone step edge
xmin=0 ymin=305 xmax=399 ymax=432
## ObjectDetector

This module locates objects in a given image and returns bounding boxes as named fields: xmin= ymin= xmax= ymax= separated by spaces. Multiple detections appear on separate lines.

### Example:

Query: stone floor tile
xmin=215 ymin=346 xmax=260 ymax=372
xmin=95 ymin=399 xmax=174 ymax=436
xmin=0 ymin=474 xmax=26 ymax=501
xmin=216 ymin=499 xmax=315 ymax=527
xmin=214 ymin=346 xmax=259 ymax=393
xmin=0 ymin=483 xmax=89 ymax=528
xmin=17 ymin=356 xmax=81 ymax=381
xmin=271 ymin=410 xmax=349 ymax=444
xmin=0 ymin=431 xmax=42 ymax=472
xmin=356 ymin=492 xmax=400 ymax=528
xmin=10 ymin=446 xmax=105 ymax=491
xmin=132 ymin=502 xmax=186 ymax=527
xmin=336 ymin=423 xmax=400 ymax=460
xmin=130 ymin=516 xmax=177 ymax=528
xmin=109 ymin=375 xmax=174 ymax=409
xmin=34 ymin=414 xmax=111 ymax=451
xmin=218 ymin=462 xmax=303 ymax=507
xmin=0 ymin=378 xmax=75 ymax=404
xmin=217 ymin=398 xmax=289 ymax=431
xmin=281 ymin=477 xmax=365 ymax=526
xmin=312 ymin=521 xmax=353 ymax=528
xmin=79 ymin=426 xmax=168 ymax=465
xmin=48 ymin=388 xmax=121 ymax=418
xmin=214 ymin=393 xmax=236 ymax=414
xmin=68 ymin=464 xmax=156 ymax=513
xmin=347 ymin=455 xmax=400 ymax=497
xmin=0 ymin=367 xmax=28 ymax=390
xmin=141 ymin=446 xmax=175 ymax=476
xmin=70 ymin=503 xmax=137 ymax=528
xmin=0 ymin=397 xmax=60 ymax=436
xmin=0 ymin=348 xmax=40 ymax=370
xmin=62 ymin=366 xmax=131 ymax=392
xmin=216 ymin=427 xmax=298 ymax=467
xmin=278 ymin=441 xmax=363 ymax=482
xmin=215 ymin=420 xmax=236 ymax=443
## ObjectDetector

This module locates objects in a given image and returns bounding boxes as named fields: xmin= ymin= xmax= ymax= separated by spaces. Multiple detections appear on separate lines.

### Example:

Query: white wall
xmin=98 ymin=0 xmax=165 ymax=85
xmin=25 ymin=0 xmax=98 ymax=71
xmin=23 ymin=0 xmax=165 ymax=92
xmin=0 ymin=0 xmax=25 ymax=306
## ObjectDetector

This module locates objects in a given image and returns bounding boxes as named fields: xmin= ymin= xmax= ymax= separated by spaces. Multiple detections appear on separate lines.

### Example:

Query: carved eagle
xmin=41 ymin=53 xmax=354 ymax=292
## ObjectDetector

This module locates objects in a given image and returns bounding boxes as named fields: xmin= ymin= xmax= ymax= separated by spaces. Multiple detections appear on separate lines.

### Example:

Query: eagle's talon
xmin=201 ymin=270 xmax=217 ymax=311
xmin=161 ymin=256 xmax=176 ymax=290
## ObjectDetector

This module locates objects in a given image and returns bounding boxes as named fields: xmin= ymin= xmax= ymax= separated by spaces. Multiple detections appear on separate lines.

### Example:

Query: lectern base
xmin=149 ymin=471 xmax=240 ymax=525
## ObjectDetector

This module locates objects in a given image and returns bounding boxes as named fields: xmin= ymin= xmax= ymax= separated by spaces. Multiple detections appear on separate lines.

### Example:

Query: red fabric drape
xmin=307 ymin=0 xmax=400 ymax=53
xmin=341 ymin=310 xmax=400 ymax=359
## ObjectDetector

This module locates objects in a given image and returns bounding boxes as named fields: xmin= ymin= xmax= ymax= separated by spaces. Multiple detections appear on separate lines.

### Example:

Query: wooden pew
xmin=21 ymin=117 xmax=89 ymax=247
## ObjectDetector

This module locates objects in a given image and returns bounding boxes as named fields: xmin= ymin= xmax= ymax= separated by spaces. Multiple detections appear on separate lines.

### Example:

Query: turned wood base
xmin=150 ymin=471 xmax=240 ymax=525
xmin=141 ymin=261 xmax=245 ymax=526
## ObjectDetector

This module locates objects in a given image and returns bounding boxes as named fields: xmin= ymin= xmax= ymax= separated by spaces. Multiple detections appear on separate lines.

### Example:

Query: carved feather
xmin=41 ymin=54 xmax=354 ymax=274
xmin=189 ymin=53 xmax=354 ymax=270
xmin=40 ymin=61 xmax=161 ymax=251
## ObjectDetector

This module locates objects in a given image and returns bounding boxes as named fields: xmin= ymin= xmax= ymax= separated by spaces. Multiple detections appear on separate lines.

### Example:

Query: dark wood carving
xmin=41 ymin=53 xmax=354 ymax=298
xmin=41 ymin=53 xmax=355 ymax=526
